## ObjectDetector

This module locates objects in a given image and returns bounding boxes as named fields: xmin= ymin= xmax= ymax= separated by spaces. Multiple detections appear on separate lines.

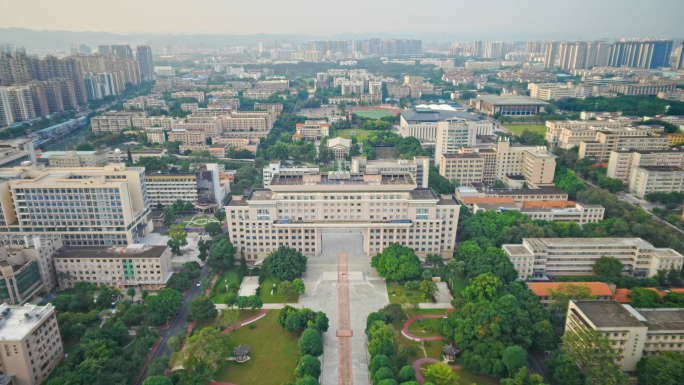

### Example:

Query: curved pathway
xmin=413 ymin=358 xmax=462 ymax=384
xmin=221 ymin=309 xmax=269 ymax=333
xmin=401 ymin=312 xmax=451 ymax=341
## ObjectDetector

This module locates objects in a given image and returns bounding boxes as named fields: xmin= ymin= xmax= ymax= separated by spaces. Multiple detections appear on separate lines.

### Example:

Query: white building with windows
xmin=226 ymin=171 xmax=460 ymax=262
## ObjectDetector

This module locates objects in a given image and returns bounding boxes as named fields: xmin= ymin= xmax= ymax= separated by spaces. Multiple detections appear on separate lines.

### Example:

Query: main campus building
xmin=227 ymin=170 xmax=460 ymax=262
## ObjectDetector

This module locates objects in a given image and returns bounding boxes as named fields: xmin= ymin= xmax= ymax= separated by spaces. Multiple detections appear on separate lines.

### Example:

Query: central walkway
xmin=298 ymin=229 xmax=389 ymax=385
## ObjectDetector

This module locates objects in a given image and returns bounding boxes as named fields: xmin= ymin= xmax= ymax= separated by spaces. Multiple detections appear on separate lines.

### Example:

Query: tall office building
xmin=136 ymin=45 xmax=154 ymax=81
xmin=0 ymin=303 xmax=63 ymax=385
xmin=608 ymin=39 xmax=673 ymax=69
xmin=544 ymin=41 xmax=561 ymax=68
xmin=97 ymin=45 xmax=112 ymax=54
xmin=111 ymin=45 xmax=133 ymax=59
xmin=0 ymin=163 xmax=153 ymax=246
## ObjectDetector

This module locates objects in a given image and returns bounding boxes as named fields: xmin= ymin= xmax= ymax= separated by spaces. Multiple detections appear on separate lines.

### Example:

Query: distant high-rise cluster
xmin=483 ymin=41 xmax=515 ymax=60
xmin=307 ymin=38 xmax=422 ymax=57
xmin=608 ymin=39 xmax=673 ymax=69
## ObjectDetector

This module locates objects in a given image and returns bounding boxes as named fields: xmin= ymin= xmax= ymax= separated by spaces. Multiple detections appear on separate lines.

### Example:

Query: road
xmin=136 ymin=263 xmax=211 ymax=384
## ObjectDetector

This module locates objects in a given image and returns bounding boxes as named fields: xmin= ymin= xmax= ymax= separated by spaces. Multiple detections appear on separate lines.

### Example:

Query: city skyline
xmin=1 ymin=0 xmax=684 ymax=39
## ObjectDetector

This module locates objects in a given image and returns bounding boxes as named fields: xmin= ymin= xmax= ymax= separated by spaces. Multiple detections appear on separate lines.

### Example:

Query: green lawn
xmin=210 ymin=269 xmax=241 ymax=304
xmin=352 ymin=109 xmax=394 ymax=119
xmin=212 ymin=311 xmax=301 ymax=385
xmin=193 ymin=309 xmax=262 ymax=330
xmin=502 ymin=124 xmax=547 ymax=136
xmin=260 ymin=278 xmax=300 ymax=303
xmin=408 ymin=317 xmax=444 ymax=338
xmin=449 ymin=277 xmax=469 ymax=298
xmin=420 ymin=362 xmax=501 ymax=385
xmin=386 ymin=281 xmax=430 ymax=304
xmin=337 ymin=128 xmax=374 ymax=142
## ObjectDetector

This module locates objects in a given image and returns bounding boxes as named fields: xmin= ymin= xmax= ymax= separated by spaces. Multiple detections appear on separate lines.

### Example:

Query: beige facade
xmin=211 ymin=137 xmax=259 ymax=152
xmin=326 ymin=137 xmax=351 ymax=159
xmin=167 ymin=129 xmax=206 ymax=145
xmin=439 ymin=153 xmax=484 ymax=186
xmin=0 ymin=303 xmax=63 ymax=385
xmin=145 ymin=128 xmax=166 ymax=144
xmin=131 ymin=116 xmax=176 ymax=129
xmin=545 ymin=120 xmax=628 ymax=148
xmin=170 ymin=91 xmax=204 ymax=102
xmin=565 ymin=300 xmax=684 ymax=372
xmin=578 ymin=128 xmax=669 ymax=160
xmin=231 ymin=111 xmax=273 ymax=130
xmin=45 ymin=150 xmax=108 ymax=168
xmin=263 ymin=161 xmax=319 ymax=188
xmin=0 ymin=234 xmax=62 ymax=305
xmin=180 ymin=103 xmax=198 ymax=112
xmin=178 ymin=116 xmax=224 ymax=137
xmin=629 ymin=165 xmax=684 ymax=196
xmin=472 ymin=202 xmax=604 ymax=225
xmin=494 ymin=138 xmax=556 ymax=187
xmin=227 ymin=173 xmax=460 ymax=262
xmin=106 ymin=149 xmax=165 ymax=163
xmin=242 ymin=91 xmax=273 ymax=100
xmin=53 ymin=245 xmax=173 ymax=290
xmin=0 ymin=163 xmax=152 ymax=246
xmin=296 ymin=122 xmax=329 ymax=140
xmin=607 ymin=149 xmax=684 ymax=181
xmin=503 ymin=238 xmax=684 ymax=279
xmin=351 ymin=157 xmax=430 ymax=189
xmin=90 ymin=112 xmax=132 ymax=133
xmin=225 ymin=115 xmax=269 ymax=132
xmin=609 ymin=83 xmax=676 ymax=96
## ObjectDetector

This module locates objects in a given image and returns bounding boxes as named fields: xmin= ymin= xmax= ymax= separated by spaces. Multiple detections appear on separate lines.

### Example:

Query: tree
xmin=214 ymin=209 xmax=226 ymax=226
xmin=668 ymin=264 xmax=681 ymax=286
xmin=630 ymin=287 xmax=665 ymax=308
xmin=296 ymin=355 xmax=322 ymax=380
xmin=462 ymin=273 xmax=503 ymax=303
xmin=141 ymin=290 xmax=149 ymax=301
xmin=592 ymin=256 xmax=623 ymax=280
xmin=142 ymin=376 xmax=172 ymax=385
xmin=126 ymin=148 xmax=134 ymax=165
xmin=216 ymin=309 xmax=240 ymax=331
xmin=369 ymin=355 xmax=392 ymax=376
xmin=162 ymin=206 xmax=177 ymax=227
xmin=288 ymin=277 xmax=305 ymax=295
xmin=562 ymin=325 xmax=629 ymax=385
xmin=424 ymin=363 xmax=457 ymax=385
xmin=547 ymin=283 xmax=597 ymax=315
xmin=397 ymin=366 xmax=416 ymax=383
xmin=419 ymin=280 xmax=438 ymax=301
xmin=500 ymin=367 xmax=543 ymax=385
xmin=373 ymin=367 xmax=395 ymax=384
xmin=366 ymin=312 xmax=387 ymax=331
xmin=127 ymin=288 xmax=136 ymax=300
xmin=181 ymin=327 xmax=232 ymax=375
xmin=207 ymin=238 xmax=236 ymax=269
xmin=312 ymin=311 xmax=329 ymax=333
xmin=278 ymin=280 xmax=297 ymax=301
xmin=189 ymin=296 xmax=218 ymax=321
xmin=146 ymin=289 xmax=183 ymax=325
xmin=425 ymin=254 xmax=444 ymax=269
xmin=299 ymin=328 xmax=324 ymax=357
xmin=205 ymin=222 xmax=223 ymax=236
xmin=167 ymin=225 xmax=188 ymax=254
xmin=249 ymin=295 xmax=263 ymax=309
xmin=545 ymin=350 xmax=584 ymax=385
xmin=295 ymin=377 xmax=320 ymax=385
xmin=367 ymin=321 xmax=397 ymax=357
xmin=183 ymin=201 xmax=194 ymax=212
xmin=636 ymin=350 xmax=684 ymax=385
xmin=371 ymin=243 xmax=423 ymax=281
xmin=502 ymin=346 xmax=528 ymax=376
xmin=76 ymin=143 xmax=94 ymax=151
xmin=147 ymin=356 xmax=171 ymax=377
xmin=70 ymin=323 xmax=87 ymax=339
xmin=263 ymin=246 xmax=308 ymax=281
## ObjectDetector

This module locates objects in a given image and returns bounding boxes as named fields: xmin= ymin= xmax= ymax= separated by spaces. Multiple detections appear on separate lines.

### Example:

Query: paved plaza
xmin=298 ymin=229 xmax=389 ymax=385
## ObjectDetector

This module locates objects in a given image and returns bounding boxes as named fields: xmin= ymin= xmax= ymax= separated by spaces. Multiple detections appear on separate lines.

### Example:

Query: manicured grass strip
xmin=260 ymin=278 xmax=299 ymax=303
xmin=386 ymin=281 xmax=430 ymax=304
xmin=212 ymin=311 xmax=301 ymax=385
xmin=210 ymin=269 xmax=241 ymax=304
xmin=502 ymin=124 xmax=547 ymax=136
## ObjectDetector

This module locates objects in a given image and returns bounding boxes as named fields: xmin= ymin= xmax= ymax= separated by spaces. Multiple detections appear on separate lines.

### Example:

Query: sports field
xmin=503 ymin=124 xmax=547 ymax=136
xmin=337 ymin=128 xmax=373 ymax=142
xmin=352 ymin=109 xmax=394 ymax=119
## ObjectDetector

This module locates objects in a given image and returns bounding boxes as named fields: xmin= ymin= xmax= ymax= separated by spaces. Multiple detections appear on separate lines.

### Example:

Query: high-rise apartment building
xmin=111 ymin=45 xmax=133 ymax=59
xmin=676 ymin=42 xmax=684 ymax=70
xmin=483 ymin=41 xmax=515 ymax=60
xmin=558 ymin=42 xmax=610 ymax=70
xmin=97 ymin=45 xmax=112 ymax=54
xmin=608 ymin=39 xmax=673 ymax=69
xmin=544 ymin=41 xmax=560 ymax=68
xmin=0 ymin=87 xmax=12 ymax=127
xmin=526 ymin=41 xmax=546 ymax=53
xmin=0 ymin=163 xmax=152 ymax=246
xmin=136 ymin=45 xmax=154 ymax=81
xmin=0 ymin=303 xmax=63 ymax=385
xmin=607 ymin=149 xmax=684 ymax=181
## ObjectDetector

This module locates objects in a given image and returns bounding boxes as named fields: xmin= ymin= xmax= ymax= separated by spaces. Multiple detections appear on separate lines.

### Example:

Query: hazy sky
xmin=2 ymin=0 xmax=684 ymax=39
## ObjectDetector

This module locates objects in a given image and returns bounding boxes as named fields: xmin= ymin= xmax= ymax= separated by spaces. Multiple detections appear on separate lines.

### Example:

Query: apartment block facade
xmin=0 ymin=163 xmax=152 ymax=246
xmin=629 ymin=165 xmax=684 ymax=196
xmin=578 ymin=128 xmax=669 ymax=160
xmin=545 ymin=120 xmax=628 ymax=148
xmin=167 ymin=129 xmax=206 ymax=145
xmin=170 ymin=91 xmax=204 ymax=102
xmin=53 ymin=245 xmax=173 ymax=290
xmin=503 ymin=238 xmax=684 ymax=279
xmin=90 ymin=112 xmax=133 ymax=134
xmin=227 ymin=172 xmax=460 ymax=262
xmin=0 ymin=303 xmax=63 ymax=385
xmin=607 ymin=149 xmax=684 ymax=181
xmin=296 ymin=122 xmax=329 ymax=140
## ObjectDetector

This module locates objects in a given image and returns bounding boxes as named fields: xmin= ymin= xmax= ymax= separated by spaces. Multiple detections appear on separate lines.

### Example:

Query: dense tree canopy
xmin=371 ymin=243 xmax=424 ymax=281
xmin=636 ymin=351 xmax=684 ymax=385
xmin=263 ymin=246 xmax=308 ymax=281
xmin=146 ymin=289 xmax=183 ymax=325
